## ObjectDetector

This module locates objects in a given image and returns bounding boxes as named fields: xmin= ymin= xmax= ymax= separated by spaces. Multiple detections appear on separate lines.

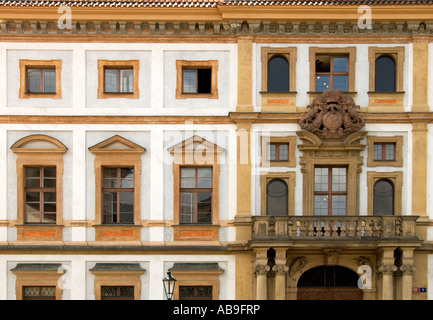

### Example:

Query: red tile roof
xmin=1 ymin=0 xmax=432 ymax=6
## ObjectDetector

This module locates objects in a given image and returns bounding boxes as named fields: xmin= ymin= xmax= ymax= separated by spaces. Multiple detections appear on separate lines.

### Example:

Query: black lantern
xmin=162 ymin=271 xmax=176 ymax=300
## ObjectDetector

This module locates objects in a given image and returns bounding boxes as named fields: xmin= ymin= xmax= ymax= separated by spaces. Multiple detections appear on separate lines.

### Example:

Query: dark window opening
xmin=373 ymin=179 xmax=394 ymax=216
xmin=267 ymin=56 xmax=289 ymax=92
xmin=266 ymin=179 xmax=288 ymax=216
xmin=298 ymin=266 xmax=359 ymax=288
xmin=375 ymin=55 xmax=396 ymax=92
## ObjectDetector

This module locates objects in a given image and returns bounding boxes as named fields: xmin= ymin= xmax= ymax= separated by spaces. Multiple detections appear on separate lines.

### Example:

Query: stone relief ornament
xmin=299 ymin=90 xmax=365 ymax=140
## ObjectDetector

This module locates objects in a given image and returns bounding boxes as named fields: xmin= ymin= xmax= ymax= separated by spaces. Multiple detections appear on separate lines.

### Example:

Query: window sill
xmin=94 ymin=224 xmax=141 ymax=242
xmin=366 ymin=91 xmax=405 ymax=111
xmin=16 ymin=224 xmax=63 ymax=242
xmin=19 ymin=92 xmax=62 ymax=99
xmin=260 ymin=91 xmax=297 ymax=112
xmin=173 ymin=224 xmax=219 ymax=241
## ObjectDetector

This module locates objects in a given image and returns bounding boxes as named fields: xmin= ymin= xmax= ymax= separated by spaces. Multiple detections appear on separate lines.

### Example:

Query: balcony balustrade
xmin=251 ymin=215 xmax=418 ymax=241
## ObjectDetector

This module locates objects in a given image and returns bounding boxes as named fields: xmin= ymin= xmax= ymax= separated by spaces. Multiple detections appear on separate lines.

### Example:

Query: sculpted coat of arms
xmin=299 ymin=90 xmax=365 ymax=140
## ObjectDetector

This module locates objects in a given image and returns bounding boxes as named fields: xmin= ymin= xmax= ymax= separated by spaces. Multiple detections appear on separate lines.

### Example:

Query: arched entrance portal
xmin=297 ymin=266 xmax=362 ymax=300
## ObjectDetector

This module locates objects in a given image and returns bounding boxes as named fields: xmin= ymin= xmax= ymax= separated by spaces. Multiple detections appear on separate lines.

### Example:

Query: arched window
xmin=374 ymin=55 xmax=396 ymax=92
xmin=266 ymin=179 xmax=288 ymax=216
xmin=373 ymin=179 xmax=394 ymax=216
xmin=267 ymin=56 xmax=289 ymax=92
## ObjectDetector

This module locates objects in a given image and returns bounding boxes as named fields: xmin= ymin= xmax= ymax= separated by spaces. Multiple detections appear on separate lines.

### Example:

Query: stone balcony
xmin=251 ymin=215 xmax=419 ymax=243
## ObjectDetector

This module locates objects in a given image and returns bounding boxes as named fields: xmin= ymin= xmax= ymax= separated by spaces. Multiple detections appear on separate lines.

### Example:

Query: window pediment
xmin=89 ymin=135 xmax=145 ymax=155
xmin=168 ymin=135 xmax=224 ymax=165
xmin=11 ymin=134 xmax=67 ymax=154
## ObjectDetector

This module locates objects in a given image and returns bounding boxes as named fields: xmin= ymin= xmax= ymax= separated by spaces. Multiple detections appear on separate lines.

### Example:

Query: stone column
xmin=400 ymin=264 xmax=416 ymax=300
xmin=378 ymin=264 xmax=397 ymax=300
xmin=273 ymin=264 xmax=289 ymax=300
xmin=272 ymin=248 xmax=288 ymax=300
xmin=255 ymin=264 xmax=270 ymax=300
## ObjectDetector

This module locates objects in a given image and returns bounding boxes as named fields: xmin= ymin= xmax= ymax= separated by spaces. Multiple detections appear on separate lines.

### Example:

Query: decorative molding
xmin=299 ymin=90 xmax=365 ymax=140
xmin=0 ymin=20 xmax=432 ymax=37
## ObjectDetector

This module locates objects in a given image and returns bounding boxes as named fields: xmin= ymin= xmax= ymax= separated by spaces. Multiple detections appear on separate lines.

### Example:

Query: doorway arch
xmin=297 ymin=265 xmax=362 ymax=300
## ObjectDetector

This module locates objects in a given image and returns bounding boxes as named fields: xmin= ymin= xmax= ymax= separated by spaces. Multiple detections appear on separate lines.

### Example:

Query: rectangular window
xmin=101 ymin=286 xmax=134 ymax=300
xmin=23 ymin=286 xmax=56 ymax=300
xmin=104 ymin=68 xmax=133 ymax=93
xmin=315 ymin=55 xmax=348 ymax=91
xmin=314 ymin=167 xmax=347 ymax=216
xmin=19 ymin=60 xmax=62 ymax=99
xmin=176 ymin=60 xmax=218 ymax=99
xmin=180 ymin=167 xmax=212 ymax=224
xmin=267 ymin=143 xmax=289 ymax=162
xmin=102 ymin=167 xmax=134 ymax=224
xmin=26 ymin=68 xmax=56 ymax=93
xmin=373 ymin=143 xmax=395 ymax=161
xmin=182 ymin=68 xmax=212 ymax=94
xmin=24 ymin=166 xmax=56 ymax=224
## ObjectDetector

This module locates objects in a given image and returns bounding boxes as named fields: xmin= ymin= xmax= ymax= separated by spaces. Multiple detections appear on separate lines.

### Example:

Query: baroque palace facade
xmin=0 ymin=0 xmax=432 ymax=301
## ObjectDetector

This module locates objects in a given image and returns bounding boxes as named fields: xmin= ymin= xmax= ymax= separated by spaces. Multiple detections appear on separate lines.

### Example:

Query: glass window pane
xmin=197 ymin=168 xmax=212 ymax=189
xmin=278 ymin=144 xmax=289 ymax=161
xmin=104 ymin=69 xmax=118 ymax=93
xmin=180 ymin=192 xmax=195 ymax=224
xmin=43 ymin=167 xmax=56 ymax=178
xmin=103 ymin=168 xmax=118 ymax=188
xmin=314 ymin=195 xmax=328 ymax=216
xmin=332 ymin=168 xmax=346 ymax=192
xmin=44 ymin=192 xmax=56 ymax=202
xmin=333 ymin=75 xmax=348 ymax=91
xmin=375 ymin=56 xmax=396 ymax=92
xmin=103 ymin=192 xmax=117 ymax=223
xmin=181 ymin=168 xmax=195 ymax=188
xmin=26 ymin=178 xmax=40 ymax=188
xmin=316 ymin=56 xmax=330 ymax=73
xmin=182 ymin=69 xmax=197 ymax=93
xmin=266 ymin=179 xmax=288 ymax=216
xmin=43 ymin=178 xmax=56 ymax=188
xmin=315 ymin=75 xmax=330 ymax=92
xmin=43 ymin=69 xmax=56 ymax=93
xmin=385 ymin=144 xmax=395 ymax=160
xmin=120 ymin=168 xmax=134 ymax=188
xmin=373 ymin=144 xmax=383 ymax=160
xmin=25 ymin=167 xmax=40 ymax=178
xmin=333 ymin=57 xmax=348 ymax=73
xmin=27 ymin=69 xmax=41 ymax=93
xmin=120 ymin=69 xmax=133 ymax=93
xmin=331 ymin=195 xmax=346 ymax=216
xmin=26 ymin=192 xmax=40 ymax=203
xmin=314 ymin=168 xmax=328 ymax=192
xmin=267 ymin=56 xmax=289 ymax=92
xmin=43 ymin=203 xmax=56 ymax=213
xmin=119 ymin=192 xmax=134 ymax=223
xmin=373 ymin=179 xmax=394 ymax=215
xmin=197 ymin=192 xmax=212 ymax=223
xmin=268 ymin=143 xmax=276 ymax=161
xmin=42 ymin=213 xmax=56 ymax=223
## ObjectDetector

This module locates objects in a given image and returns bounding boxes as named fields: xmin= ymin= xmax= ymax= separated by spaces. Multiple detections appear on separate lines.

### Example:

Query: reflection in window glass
xmin=314 ymin=167 xmax=346 ymax=216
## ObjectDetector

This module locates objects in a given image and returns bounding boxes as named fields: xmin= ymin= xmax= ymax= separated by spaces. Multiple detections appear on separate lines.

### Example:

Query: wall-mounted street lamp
xmin=162 ymin=271 xmax=176 ymax=300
